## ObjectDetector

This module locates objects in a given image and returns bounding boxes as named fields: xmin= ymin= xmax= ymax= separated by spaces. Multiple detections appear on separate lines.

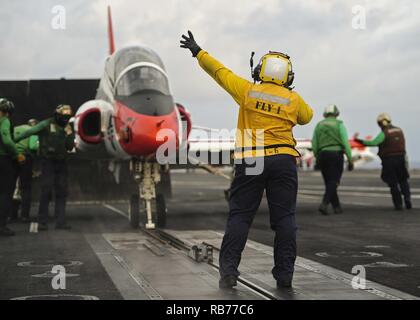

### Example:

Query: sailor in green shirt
xmin=14 ymin=121 xmax=39 ymax=156
xmin=11 ymin=119 xmax=39 ymax=223
xmin=15 ymin=105 xmax=75 ymax=230
xmin=0 ymin=98 xmax=25 ymax=236
xmin=312 ymin=105 xmax=354 ymax=215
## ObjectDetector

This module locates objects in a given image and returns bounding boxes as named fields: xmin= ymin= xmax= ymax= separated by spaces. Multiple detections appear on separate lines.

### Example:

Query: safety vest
xmin=235 ymin=83 xmax=302 ymax=158
xmin=378 ymin=125 xmax=406 ymax=158
xmin=315 ymin=118 xmax=344 ymax=151
xmin=38 ymin=118 xmax=69 ymax=159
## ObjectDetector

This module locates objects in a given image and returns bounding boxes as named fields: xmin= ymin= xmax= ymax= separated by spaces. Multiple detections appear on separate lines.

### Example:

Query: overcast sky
xmin=1 ymin=0 xmax=419 ymax=161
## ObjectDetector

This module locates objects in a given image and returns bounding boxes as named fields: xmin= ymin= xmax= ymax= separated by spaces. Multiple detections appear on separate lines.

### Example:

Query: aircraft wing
xmin=186 ymin=130 xmax=313 ymax=164
xmin=296 ymin=138 xmax=377 ymax=169
xmin=175 ymin=129 xmax=315 ymax=175
xmin=182 ymin=132 xmax=376 ymax=173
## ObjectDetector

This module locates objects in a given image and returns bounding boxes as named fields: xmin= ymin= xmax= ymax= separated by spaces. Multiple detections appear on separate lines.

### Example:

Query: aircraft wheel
xmin=158 ymin=168 xmax=172 ymax=198
xmin=156 ymin=194 xmax=167 ymax=228
xmin=129 ymin=194 xmax=140 ymax=229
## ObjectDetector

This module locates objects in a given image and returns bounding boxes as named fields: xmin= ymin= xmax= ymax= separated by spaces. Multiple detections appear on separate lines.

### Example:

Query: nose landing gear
xmin=129 ymin=160 xmax=167 ymax=229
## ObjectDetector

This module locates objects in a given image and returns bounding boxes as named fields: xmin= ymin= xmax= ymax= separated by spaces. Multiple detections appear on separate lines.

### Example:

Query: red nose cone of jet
xmin=114 ymin=101 xmax=179 ymax=157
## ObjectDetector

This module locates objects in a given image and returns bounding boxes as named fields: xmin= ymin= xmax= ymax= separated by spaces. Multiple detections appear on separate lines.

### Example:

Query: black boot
xmin=219 ymin=275 xmax=237 ymax=289
xmin=56 ymin=224 xmax=72 ymax=230
xmin=38 ymin=223 xmax=49 ymax=231
xmin=0 ymin=227 xmax=15 ymax=237
xmin=405 ymin=200 xmax=412 ymax=210
xmin=20 ymin=217 xmax=31 ymax=223
xmin=318 ymin=203 xmax=329 ymax=215
xmin=277 ymin=279 xmax=292 ymax=289
xmin=333 ymin=205 xmax=343 ymax=214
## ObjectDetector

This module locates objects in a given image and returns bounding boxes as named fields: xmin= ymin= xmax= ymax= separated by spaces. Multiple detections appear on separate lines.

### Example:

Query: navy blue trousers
xmin=220 ymin=154 xmax=298 ymax=282
xmin=381 ymin=155 xmax=411 ymax=208
xmin=11 ymin=156 xmax=34 ymax=219
xmin=38 ymin=159 xmax=68 ymax=225
xmin=319 ymin=151 xmax=344 ymax=208
xmin=0 ymin=156 xmax=17 ymax=228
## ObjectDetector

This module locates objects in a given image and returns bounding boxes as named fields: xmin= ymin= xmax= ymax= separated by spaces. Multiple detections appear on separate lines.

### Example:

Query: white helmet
xmin=323 ymin=105 xmax=340 ymax=118
xmin=377 ymin=113 xmax=392 ymax=127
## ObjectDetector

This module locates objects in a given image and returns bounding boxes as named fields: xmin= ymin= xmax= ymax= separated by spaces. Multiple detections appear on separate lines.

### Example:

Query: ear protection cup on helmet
xmin=285 ymin=70 xmax=294 ymax=88
xmin=252 ymin=64 xmax=262 ymax=82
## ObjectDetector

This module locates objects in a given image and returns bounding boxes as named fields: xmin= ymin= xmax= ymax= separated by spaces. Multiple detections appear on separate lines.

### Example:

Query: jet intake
xmin=78 ymin=108 xmax=102 ymax=144
xmin=74 ymin=99 xmax=125 ymax=159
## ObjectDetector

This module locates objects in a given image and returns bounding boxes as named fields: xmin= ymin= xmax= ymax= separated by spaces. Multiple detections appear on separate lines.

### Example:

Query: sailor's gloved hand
xmin=64 ymin=124 xmax=73 ymax=136
xmin=348 ymin=162 xmax=354 ymax=172
xmin=354 ymin=138 xmax=364 ymax=145
xmin=16 ymin=153 xmax=26 ymax=164
xmin=180 ymin=31 xmax=202 ymax=57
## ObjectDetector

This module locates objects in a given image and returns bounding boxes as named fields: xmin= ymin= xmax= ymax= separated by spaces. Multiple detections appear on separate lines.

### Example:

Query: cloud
xmin=0 ymin=0 xmax=419 ymax=159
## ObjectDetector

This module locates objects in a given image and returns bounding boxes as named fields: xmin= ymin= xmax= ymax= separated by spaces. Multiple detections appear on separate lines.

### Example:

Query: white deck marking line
xmin=298 ymin=194 xmax=383 ymax=207
xmin=300 ymin=185 xmax=420 ymax=193
xmin=173 ymin=181 xmax=420 ymax=195
xmin=299 ymin=189 xmax=420 ymax=199
xmin=340 ymin=201 xmax=379 ymax=207
xmin=306 ymin=172 xmax=420 ymax=179
xmin=171 ymin=183 xmax=227 ymax=190
xmin=103 ymin=204 xmax=128 ymax=218
xmin=111 ymin=252 xmax=163 ymax=300
xmin=32 ymin=200 xmax=129 ymax=207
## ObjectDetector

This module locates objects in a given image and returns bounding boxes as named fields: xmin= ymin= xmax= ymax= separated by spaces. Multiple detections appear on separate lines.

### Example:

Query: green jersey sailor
xmin=15 ymin=105 xmax=75 ymax=230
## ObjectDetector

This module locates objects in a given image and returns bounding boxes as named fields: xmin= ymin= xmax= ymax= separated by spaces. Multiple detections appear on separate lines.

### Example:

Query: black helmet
xmin=0 ymin=98 xmax=15 ymax=115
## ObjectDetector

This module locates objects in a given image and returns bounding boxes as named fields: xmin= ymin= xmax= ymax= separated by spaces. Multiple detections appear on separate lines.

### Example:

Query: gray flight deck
xmin=0 ymin=170 xmax=419 ymax=300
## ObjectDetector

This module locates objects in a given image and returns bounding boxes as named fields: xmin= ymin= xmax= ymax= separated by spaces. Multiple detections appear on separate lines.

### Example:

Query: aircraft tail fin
xmin=107 ymin=6 xmax=116 ymax=55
